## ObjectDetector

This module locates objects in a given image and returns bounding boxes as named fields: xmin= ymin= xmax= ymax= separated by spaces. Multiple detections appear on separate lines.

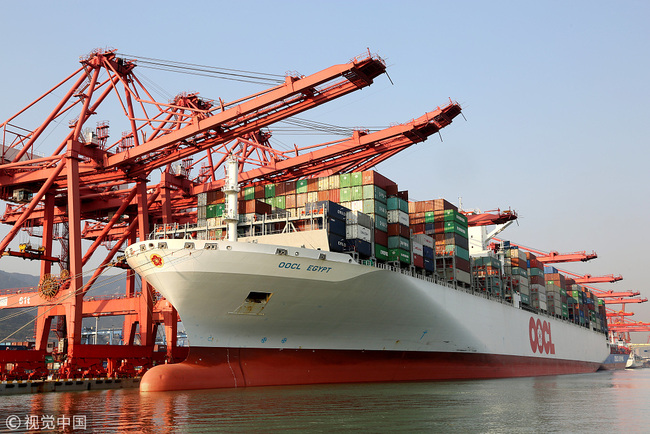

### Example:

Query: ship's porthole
xmin=226 ymin=245 xmax=232 ymax=250
xmin=294 ymin=252 xmax=299 ymax=256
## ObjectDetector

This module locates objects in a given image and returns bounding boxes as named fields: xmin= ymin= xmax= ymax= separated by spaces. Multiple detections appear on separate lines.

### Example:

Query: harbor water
xmin=0 ymin=369 xmax=648 ymax=432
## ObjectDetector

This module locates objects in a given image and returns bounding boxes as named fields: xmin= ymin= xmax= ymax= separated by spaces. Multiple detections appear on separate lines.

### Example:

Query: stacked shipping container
xmin=409 ymin=199 xmax=470 ymax=285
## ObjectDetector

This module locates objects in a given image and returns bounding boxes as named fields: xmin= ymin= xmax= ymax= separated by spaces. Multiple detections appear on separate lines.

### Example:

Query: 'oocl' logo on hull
xmin=529 ymin=317 xmax=555 ymax=354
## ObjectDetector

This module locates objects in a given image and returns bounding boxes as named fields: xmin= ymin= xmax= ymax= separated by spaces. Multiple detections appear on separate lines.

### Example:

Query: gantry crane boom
xmin=595 ymin=291 xmax=641 ymax=298
xmin=555 ymin=268 xmax=623 ymax=284
xmin=603 ymin=297 xmax=648 ymax=305
xmin=0 ymin=50 xmax=387 ymax=190
xmin=492 ymin=239 xmax=597 ymax=263
xmin=464 ymin=209 xmax=518 ymax=227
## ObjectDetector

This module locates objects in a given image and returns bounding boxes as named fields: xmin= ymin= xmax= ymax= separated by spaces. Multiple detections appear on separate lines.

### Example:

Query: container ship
xmin=125 ymin=161 xmax=611 ymax=392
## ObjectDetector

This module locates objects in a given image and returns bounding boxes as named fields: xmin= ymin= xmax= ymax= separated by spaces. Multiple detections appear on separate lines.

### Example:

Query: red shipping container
xmin=361 ymin=170 xmax=396 ymax=190
xmin=254 ymin=185 xmax=265 ymax=199
xmin=410 ymin=223 xmax=425 ymax=234
xmin=374 ymin=229 xmax=388 ymax=246
xmin=238 ymin=199 xmax=272 ymax=215
xmin=385 ymin=184 xmax=399 ymax=196
xmin=284 ymin=181 xmax=296 ymax=195
xmin=455 ymin=257 xmax=470 ymax=272
xmin=318 ymin=190 xmax=330 ymax=201
xmin=307 ymin=178 xmax=319 ymax=192
xmin=387 ymin=223 xmax=409 ymax=238
xmin=275 ymin=182 xmax=286 ymax=196
xmin=413 ymin=254 xmax=424 ymax=268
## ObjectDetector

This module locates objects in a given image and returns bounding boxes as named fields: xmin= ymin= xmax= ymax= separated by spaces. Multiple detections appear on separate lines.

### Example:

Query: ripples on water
xmin=0 ymin=369 xmax=648 ymax=433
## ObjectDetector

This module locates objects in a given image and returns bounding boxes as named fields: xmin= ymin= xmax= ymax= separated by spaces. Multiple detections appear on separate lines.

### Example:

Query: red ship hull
xmin=140 ymin=346 xmax=602 ymax=392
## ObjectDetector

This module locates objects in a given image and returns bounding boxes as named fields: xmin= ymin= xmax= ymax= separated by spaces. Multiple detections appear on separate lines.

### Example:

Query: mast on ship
xmin=223 ymin=154 xmax=239 ymax=242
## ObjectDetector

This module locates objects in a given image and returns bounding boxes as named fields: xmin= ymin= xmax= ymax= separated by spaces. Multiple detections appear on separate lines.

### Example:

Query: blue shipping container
xmin=345 ymin=239 xmax=372 ymax=257
xmin=327 ymin=216 xmax=346 ymax=237
xmin=328 ymin=234 xmax=347 ymax=252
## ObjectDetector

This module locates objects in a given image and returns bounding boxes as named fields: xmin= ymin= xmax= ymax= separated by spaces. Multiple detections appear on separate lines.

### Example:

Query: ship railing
xmin=366 ymin=260 xmax=519 ymax=310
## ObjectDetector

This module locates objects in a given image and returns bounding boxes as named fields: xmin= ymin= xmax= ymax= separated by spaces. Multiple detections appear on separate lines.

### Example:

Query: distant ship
xmin=600 ymin=344 xmax=630 ymax=370
xmin=625 ymin=351 xmax=645 ymax=369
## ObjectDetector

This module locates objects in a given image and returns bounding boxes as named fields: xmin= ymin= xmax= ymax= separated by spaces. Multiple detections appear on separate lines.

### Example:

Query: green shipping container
xmin=351 ymin=186 xmax=364 ymax=201
xmin=521 ymin=294 xmax=530 ymax=305
xmin=445 ymin=245 xmax=469 ymax=261
xmin=388 ymin=236 xmax=410 ymax=250
xmin=206 ymin=204 xmax=219 ymax=218
xmin=296 ymin=179 xmax=309 ymax=193
xmin=363 ymin=200 xmax=387 ymax=218
xmin=244 ymin=186 xmax=255 ymax=200
xmin=264 ymin=198 xmax=274 ymax=206
xmin=372 ymin=214 xmax=388 ymax=232
xmin=424 ymin=211 xmax=436 ymax=223
xmin=340 ymin=187 xmax=352 ymax=202
xmin=264 ymin=184 xmax=276 ymax=198
xmin=387 ymin=196 xmax=408 ymax=212
xmin=362 ymin=185 xmax=387 ymax=203
xmin=374 ymin=244 xmax=389 ymax=261
xmin=340 ymin=173 xmax=351 ymax=188
xmin=389 ymin=248 xmax=411 ymax=264
xmin=274 ymin=196 xmax=286 ymax=209
xmin=443 ymin=221 xmax=468 ymax=237
xmin=443 ymin=209 xmax=468 ymax=226
xmin=351 ymin=171 xmax=363 ymax=186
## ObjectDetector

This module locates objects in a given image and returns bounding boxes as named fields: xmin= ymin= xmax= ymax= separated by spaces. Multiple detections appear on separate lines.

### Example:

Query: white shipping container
xmin=346 ymin=225 xmax=372 ymax=242
xmin=387 ymin=209 xmax=409 ymax=226
xmin=412 ymin=241 xmax=424 ymax=257
xmin=539 ymin=300 xmax=548 ymax=312
xmin=318 ymin=177 xmax=329 ymax=191
xmin=350 ymin=200 xmax=364 ymax=213
xmin=456 ymin=269 xmax=471 ymax=285
xmin=346 ymin=210 xmax=373 ymax=228
xmin=412 ymin=233 xmax=434 ymax=249
xmin=530 ymin=283 xmax=546 ymax=294
xmin=328 ymin=175 xmax=340 ymax=189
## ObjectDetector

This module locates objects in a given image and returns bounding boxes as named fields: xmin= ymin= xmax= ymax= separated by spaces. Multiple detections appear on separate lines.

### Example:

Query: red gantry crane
xmin=491 ymin=240 xmax=598 ymax=264
xmin=0 ymin=48 xmax=462 ymax=380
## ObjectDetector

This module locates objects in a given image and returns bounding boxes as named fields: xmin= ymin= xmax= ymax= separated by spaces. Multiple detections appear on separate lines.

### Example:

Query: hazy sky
xmin=1 ymin=1 xmax=649 ymax=341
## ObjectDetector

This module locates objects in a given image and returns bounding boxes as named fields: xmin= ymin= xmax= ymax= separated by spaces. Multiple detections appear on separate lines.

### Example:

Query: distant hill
xmin=0 ymin=269 xmax=132 ymax=342
xmin=0 ymin=269 xmax=40 ymax=290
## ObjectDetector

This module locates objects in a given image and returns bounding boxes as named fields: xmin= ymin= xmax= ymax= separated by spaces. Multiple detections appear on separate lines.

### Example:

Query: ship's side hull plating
xmin=126 ymin=240 xmax=609 ymax=391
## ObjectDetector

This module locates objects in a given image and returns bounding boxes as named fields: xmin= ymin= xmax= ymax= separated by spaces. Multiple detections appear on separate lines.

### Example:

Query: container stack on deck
xmin=470 ymin=255 xmax=504 ymax=297
xmin=544 ymin=266 xmax=569 ymax=319
xmin=503 ymin=247 xmax=530 ymax=305
xmin=527 ymin=252 xmax=547 ymax=312
xmin=409 ymin=199 xmax=471 ymax=286
xmin=193 ymin=169 xmax=608 ymax=331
